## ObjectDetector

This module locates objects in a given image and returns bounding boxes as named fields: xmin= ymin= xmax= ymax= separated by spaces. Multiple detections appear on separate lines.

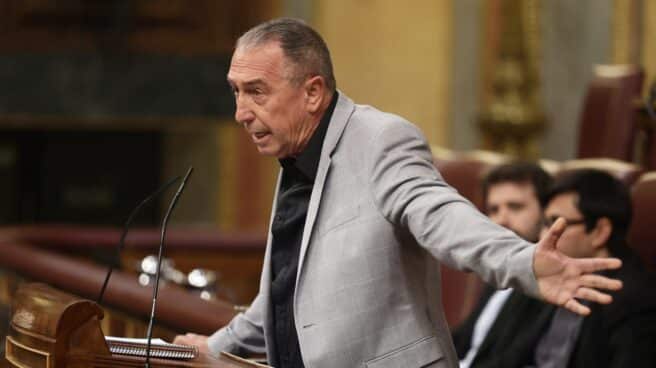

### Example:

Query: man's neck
xmin=289 ymin=91 xmax=335 ymax=157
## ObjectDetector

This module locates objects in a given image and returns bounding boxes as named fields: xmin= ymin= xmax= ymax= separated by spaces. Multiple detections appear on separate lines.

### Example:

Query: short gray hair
xmin=236 ymin=18 xmax=336 ymax=92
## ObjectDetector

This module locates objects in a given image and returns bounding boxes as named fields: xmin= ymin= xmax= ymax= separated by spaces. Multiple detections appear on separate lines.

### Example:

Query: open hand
xmin=533 ymin=217 xmax=623 ymax=315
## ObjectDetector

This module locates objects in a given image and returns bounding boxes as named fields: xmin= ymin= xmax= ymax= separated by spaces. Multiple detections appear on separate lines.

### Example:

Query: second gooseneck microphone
xmin=144 ymin=166 xmax=194 ymax=368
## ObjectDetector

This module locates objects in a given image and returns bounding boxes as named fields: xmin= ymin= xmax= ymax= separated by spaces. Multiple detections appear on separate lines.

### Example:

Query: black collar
xmin=279 ymin=91 xmax=338 ymax=181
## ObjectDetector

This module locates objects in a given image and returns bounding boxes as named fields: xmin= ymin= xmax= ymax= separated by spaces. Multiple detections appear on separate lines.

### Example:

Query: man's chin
xmin=255 ymin=144 xmax=282 ymax=157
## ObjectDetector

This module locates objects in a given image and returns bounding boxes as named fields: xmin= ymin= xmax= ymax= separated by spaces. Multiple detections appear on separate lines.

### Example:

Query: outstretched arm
xmin=362 ymin=118 xmax=623 ymax=307
xmin=534 ymin=217 xmax=623 ymax=315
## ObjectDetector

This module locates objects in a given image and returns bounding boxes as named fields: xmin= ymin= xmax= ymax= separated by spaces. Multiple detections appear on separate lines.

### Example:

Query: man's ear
xmin=304 ymin=76 xmax=326 ymax=113
xmin=590 ymin=217 xmax=612 ymax=249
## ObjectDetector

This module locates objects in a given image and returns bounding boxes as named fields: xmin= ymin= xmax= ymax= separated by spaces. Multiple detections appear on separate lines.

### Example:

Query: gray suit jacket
xmin=207 ymin=93 xmax=539 ymax=368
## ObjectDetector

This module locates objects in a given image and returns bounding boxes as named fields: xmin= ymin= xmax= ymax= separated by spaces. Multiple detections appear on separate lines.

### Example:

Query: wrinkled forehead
xmin=228 ymin=42 xmax=291 ymax=84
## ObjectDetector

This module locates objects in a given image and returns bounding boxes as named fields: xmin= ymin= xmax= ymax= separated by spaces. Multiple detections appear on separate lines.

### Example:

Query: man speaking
xmin=175 ymin=18 xmax=622 ymax=368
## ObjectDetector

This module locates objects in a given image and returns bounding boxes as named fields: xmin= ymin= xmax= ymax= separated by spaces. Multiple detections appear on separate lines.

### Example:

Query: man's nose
xmin=494 ymin=209 xmax=510 ymax=227
xmin=234 ymin=95 xmax=254 ymax=125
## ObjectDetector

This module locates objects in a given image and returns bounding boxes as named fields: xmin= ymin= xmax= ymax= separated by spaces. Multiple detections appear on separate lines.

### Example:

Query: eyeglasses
xmin=542 ymin=216 xmax=586 ymax=229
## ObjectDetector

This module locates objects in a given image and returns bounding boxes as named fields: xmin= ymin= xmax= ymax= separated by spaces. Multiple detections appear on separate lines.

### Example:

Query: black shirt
xmin=270 ymin=92 xmax=338 ymax=368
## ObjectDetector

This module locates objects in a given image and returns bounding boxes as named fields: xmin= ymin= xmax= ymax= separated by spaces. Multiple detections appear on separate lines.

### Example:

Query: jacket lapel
xmin=295 ymin=92 xmax=355 ymax=289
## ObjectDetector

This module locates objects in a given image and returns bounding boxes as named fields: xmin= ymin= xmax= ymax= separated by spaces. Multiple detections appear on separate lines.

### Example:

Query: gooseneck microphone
xmin=145 ymin=166 xmax=193 ymax=368
xmin=97 ymin=175 xmax=182 ymax=305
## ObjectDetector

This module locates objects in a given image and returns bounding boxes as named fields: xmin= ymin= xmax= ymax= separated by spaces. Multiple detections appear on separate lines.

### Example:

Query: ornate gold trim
xmin=477 ymin=0 xmax=546 ymax=158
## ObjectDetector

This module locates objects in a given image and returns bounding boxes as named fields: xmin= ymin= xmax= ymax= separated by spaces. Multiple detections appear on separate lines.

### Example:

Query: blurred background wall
xmin=0 ymin=0 xmax=654 ymax=233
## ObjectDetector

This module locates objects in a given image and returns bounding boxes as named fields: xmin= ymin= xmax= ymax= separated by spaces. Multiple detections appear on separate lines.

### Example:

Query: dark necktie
xmin=533 ymin=308 xmax=584 ymax=368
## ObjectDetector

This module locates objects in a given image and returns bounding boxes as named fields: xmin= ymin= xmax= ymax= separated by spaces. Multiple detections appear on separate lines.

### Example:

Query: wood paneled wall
xmin=0 ymin=0 xmax=278 ymax=55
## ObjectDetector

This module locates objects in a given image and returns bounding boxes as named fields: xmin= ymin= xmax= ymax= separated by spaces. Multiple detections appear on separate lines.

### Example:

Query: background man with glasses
xmin=531 ymin=169 xmax=656 ymax=367
xmin=456 ymin=167 xmax=656 ymax=368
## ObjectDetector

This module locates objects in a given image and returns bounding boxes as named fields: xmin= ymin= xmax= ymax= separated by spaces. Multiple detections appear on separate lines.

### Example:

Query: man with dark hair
xmin=453 ymin=162 xmax=557 ymax=368
xmin=481 ymin=162 xmax=554 ymax=242
xmin=175 ymin=18 xmax=623 ymax=368
xmin=533 ymin=169 xmax=656 ymax=367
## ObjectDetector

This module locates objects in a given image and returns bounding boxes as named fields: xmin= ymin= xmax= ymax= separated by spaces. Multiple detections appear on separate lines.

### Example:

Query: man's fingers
xmin=564 ymin=298 xmax=591 ymax=316
xmin=575 ymin=287 xmax=613 ymax=304
xmin=576 ymin=257 xmax=623 ymax=274
xmin=580 ymin=273 xmax=623 ymax=291
xmin=173 ymin=333 xmax=197 ymax=345
xmin=541 ymin=217 xmax=567 ymax=251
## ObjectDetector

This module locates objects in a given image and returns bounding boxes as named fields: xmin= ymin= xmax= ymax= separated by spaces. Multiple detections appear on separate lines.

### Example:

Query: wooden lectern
xmin=5 ymin=283 xmax=265 ymax=368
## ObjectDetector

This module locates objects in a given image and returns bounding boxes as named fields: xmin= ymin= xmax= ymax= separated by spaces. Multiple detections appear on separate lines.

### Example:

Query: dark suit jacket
xmin=453 ymin=248 xmax=656 ymax=368
xmin=452 ymin=285 xmax=555 ymax=368
xmin=567 ymin=248 xmax=656 ymax=368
